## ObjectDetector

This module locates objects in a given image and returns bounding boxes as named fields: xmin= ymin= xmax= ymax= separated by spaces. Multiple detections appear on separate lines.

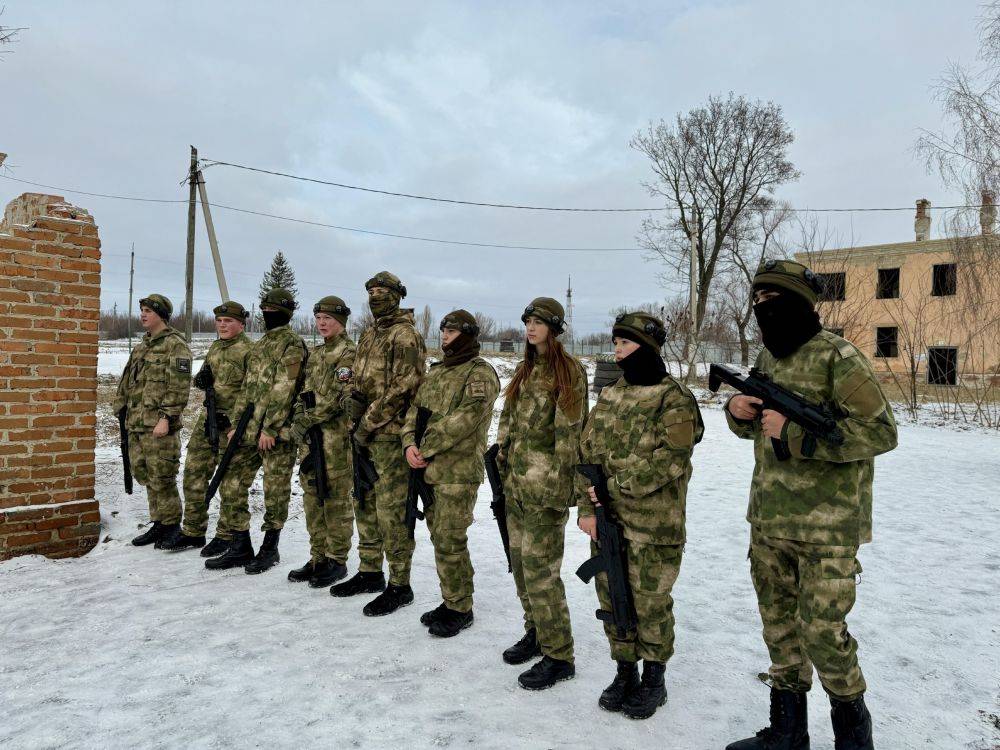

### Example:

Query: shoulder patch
xmin=468 ymin=380 xmax=488 ymax=399
xmin=336 ymin=366 xmax=354 ymax=383
xmin=175 ymin=358 xmax=191 ymax=374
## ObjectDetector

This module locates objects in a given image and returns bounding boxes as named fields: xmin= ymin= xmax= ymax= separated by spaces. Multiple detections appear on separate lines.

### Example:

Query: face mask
xmin=618 ymin=344 xmax=667 ymax=386
xmin=369 ymin=291 xmax=399 ymax=318
xmin=753 ymin=293 xmax=822 ymax=359
xmin=262 ymin=310 xmax=291 ymax=330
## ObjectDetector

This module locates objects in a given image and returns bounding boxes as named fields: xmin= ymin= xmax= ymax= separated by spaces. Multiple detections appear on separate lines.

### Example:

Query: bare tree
xmin=631 ymin=93 xmax=799 ymax=380
xmin=416 ymin=304 xmax=434 ymax=341
xmin=473 ymin=312 xmax=497 ymax=340
xmin=0 ymin=7 xmax=26 ymax=57
xmin=349 ymin=302 xmax=375 ymax=340
xmin=495 ymin=325 xmax=524 ymax=342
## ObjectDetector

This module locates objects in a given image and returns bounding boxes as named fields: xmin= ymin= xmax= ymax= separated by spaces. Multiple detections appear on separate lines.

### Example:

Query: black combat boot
xmin=420 ymin=602 xmax=449 ymax=626
xmin=200 ymin=536 xmax=230 ymax=558
xmin=428 ymin=607 xmax=474 ymax=638
xmin=309 ymin=559 xmax=347 ymax=588
xmin=502 ymin=628 xmax=542 ymax=665
xmin=830 ymin=695 xmax=873 ymax=750
xmin=287 ymin=560 xmax=315 ymax=582
xmin=726 ymin=688 xmax=810 ymax=750
xmin=330 ymin=571 xmax=386 ymax=597
xmin=158 ymin=531 xmax=206 ymax=552
xmin=131 ymin=521 xmax=165 ymax=547
xmin=153 ymin=524 xmax=181 ymax=549
xmin=362 ymin=583 xmax=414 ymax=616
xmin=245 ymin=529 xmax=281 ymax=574
xmin=205 ymin=530 xmax=255 ymax=570
xmin=622 ymin=661 xmax=667 ymax=720
xmin=599 ymin=661 xmax=640 ymax=712
xmin=518 ymin=655 xmax=575 ymax=690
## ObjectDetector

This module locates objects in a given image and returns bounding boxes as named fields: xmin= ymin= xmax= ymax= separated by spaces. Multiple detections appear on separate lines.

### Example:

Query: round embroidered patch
xmin=336 ymin=367 xmax=353 ymax=382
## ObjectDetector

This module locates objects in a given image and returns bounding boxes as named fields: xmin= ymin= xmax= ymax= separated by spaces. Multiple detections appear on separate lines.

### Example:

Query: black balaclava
xmin=369 ymin=290 xmax=400 ymax=319
xmin=442 ymin=332 xmax=480 ymax=367
xmin=618 ymin=342 xmax=667 ymax=386
xmin=262 ymin=309 xmax=291 ymax=331
xmin=753 ymin=286 xmax=822 ymax=359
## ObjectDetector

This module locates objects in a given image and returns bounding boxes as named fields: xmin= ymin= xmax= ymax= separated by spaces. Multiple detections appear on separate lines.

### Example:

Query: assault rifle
xmin=349 ymin=390 xmax=379 ymax=509
xmin=205 ymin=403 xmax=254 ymax=503
xmin=405 ymin=406 xmax=435 ymax=539
xmin=708 ymin=363 xmax=844 ymax=460
xmin=299 ymin=391 xmax=330 ymax=505
xmin=195 ymin=364 xmax=221 ymax=455
xmin=575 ymin=463 xmax=638 ymax=639
xmin=483 ymin=443 xmax=512 ymax=573
xmin=117 ymin=406 xmax=133 ymax=495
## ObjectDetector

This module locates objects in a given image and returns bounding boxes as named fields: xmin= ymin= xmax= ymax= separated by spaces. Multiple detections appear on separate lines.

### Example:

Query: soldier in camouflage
xmin=205 ymin=288 xmax=308 ymax=575
xmin=331 ymin=271 xmax=426 ymax=616
xmin=496 ymin=297 xmax=587 ymax=691
xmin=159 ymin=301 xmax=253 ymax=555
xmin=402 ymin=309 xmax=500 ymax=638
xmin=578 ymin=311 xmax=703 ymax=720
xmin=286 ymin=296 xmax=357 ymax=589
xmin=724 ymin=260 xmax=897 ymax=750
xmin=112 ymin=294 xmax=192 ymax=547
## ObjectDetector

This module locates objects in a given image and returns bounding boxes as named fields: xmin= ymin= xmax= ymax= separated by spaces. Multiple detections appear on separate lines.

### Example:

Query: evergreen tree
xmin=258 ymin=250 xmax=298 ymax=299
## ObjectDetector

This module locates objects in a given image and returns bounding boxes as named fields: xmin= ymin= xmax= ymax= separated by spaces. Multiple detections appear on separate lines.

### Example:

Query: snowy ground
xmin=1 ymin=354 xmax=998 ymax=749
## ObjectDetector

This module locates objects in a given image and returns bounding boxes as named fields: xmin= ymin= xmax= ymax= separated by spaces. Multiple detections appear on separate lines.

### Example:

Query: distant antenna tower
xmin=565 ymin=275 xmax=574 ymax=344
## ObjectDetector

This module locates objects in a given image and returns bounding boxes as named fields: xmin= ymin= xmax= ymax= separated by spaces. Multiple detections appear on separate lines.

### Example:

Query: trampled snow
xmin=1 ymin=354 xmax=998 ymax=749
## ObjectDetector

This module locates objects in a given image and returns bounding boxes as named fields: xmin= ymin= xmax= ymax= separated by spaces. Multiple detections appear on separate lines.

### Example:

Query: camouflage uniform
xmin=354 ymin=308 xmax=426 ymax=584
xmin=290 ymin=332 xmax=356 ymax=564
xmin=497 ymin=354 xmax=588 ymax=663
xmin=579 ymin=373 xmax=703 ymax=664
xmin=220 ymin=323 xmax=308 ymax=532
xmin=401 ymin=357 xmax=500 ymax=613
xmin=726 ymin=330 xmax=898 ymax=700
xmin=112 ymin=326 xmax=192 ymax=525
xmin=180 ymin=332 xmax=253 ymax=539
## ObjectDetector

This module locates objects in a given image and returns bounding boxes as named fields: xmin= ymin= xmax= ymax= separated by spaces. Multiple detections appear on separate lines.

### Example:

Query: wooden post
xmin=127 ymin=246 xmax=135 ymax=351
xmin=195 ymin=169 xmax=231 ymax=301
xmin=686 ymin=227 xmax=698 ymax=383
xmin=184 ymin=146 xmax=198 ymax=343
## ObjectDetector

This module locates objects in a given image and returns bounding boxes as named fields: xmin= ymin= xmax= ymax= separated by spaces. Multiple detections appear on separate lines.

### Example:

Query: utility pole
xmin=686 ymin=227 xmax=699 ymax=383
xmin=195 ymin=167 xmax=231 ymax=301
xmin=184 ymin=146 xmax=198 ymax=343
xmin=127 ymin=246 xmax=135 ymax=350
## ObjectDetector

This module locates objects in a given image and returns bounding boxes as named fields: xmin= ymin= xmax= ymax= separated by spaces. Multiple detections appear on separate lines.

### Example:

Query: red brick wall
xmin=0 ymin=193 xmax=102 ymax=560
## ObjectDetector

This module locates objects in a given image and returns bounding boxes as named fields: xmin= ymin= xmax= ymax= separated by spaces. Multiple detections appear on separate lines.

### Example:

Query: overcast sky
xmin=0 ymin=1 xmax=983 ymax=335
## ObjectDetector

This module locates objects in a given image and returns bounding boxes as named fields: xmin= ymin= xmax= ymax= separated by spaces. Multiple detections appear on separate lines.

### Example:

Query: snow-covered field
xmin=1 ymin=352 xmax=998 ymax=749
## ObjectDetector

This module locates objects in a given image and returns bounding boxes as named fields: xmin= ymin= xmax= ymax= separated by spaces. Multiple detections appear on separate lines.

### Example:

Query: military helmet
xmin=365 ymin=271 xmax=407 ymax=298
xmin=612 ymin=311 xmax=667 ymax=351
xmin=753 ymin=259 xmax=823 ymax=305
xmin=139 ymin=293 xmax=173 ymax=321
xmin=439 ymin=309 xmax=479 ymax=337
xmin=213 ymin=300 xmax=249 ymax=321
xmin=521 ymin=297 xmax=565 ymax=334
xmin=260 ymin=287 xmax=297 ymax=316
xmin=313 ymin=295 xmax=351 ymax=326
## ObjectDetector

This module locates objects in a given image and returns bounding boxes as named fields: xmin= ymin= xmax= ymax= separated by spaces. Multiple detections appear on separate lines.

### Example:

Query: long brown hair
xmin=504 ymin=331 xmax=583 ymax=420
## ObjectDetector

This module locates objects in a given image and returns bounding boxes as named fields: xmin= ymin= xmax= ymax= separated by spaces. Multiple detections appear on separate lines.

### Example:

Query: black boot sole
xmin=287 ymin=570 xmax=314 ymax=583
xmin=205 ymin=557 xmax=254 ymax=570
xmin=502 ymin=647 xmax=542 ymax=666
xmin=363 ymin=596 xmax=414 ymax=617
xmin=245 ymin=555 xmax=280 ymax=575
xmin=518 ymin=671 xmax=576 ymax=691
xmin=200 ymin=543 xmax=230 ymax=558
xmin=429 ymin=616 xmax=474 ymax=638
xmin=309 ymin=569 xmax=347 ymax=588
xmin=330 ymin=579 xmax=386 ymax=597
xmin=162 ymin=539 xmax=206 ymax=552
xmin=622 ymin=693 xmax=667 ymax=720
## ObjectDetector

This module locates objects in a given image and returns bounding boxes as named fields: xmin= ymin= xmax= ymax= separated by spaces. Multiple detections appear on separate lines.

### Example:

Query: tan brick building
xmin=795 ymin=198 xmax=1000 ymax=385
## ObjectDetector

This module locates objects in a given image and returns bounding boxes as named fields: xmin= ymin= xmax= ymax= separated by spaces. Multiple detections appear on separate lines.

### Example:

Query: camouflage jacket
xmin=290 ymin=333 xmax=356 ymax=478
xmin=497 ymin=354 xmax=588 ymax=507
xmin=354 ymin=308 xmax=426 ymax=442
xmin=580 ymin=374 xmax=703 ymax=545
xmin=193 ymin=332 xmax=252 ymax=432
xmin=113 ymin=326 xmax=191 ymax=433
xmin=725 ymin=330 xmax=898 ymax=546
xmin=401 ymin=357 xmax=501 ymax=486
xmin=230 ymin=324 xmax=308 ymax=443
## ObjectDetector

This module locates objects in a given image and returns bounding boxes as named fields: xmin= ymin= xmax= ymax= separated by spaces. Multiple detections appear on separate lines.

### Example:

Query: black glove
xmin=193 ymin=366 xmax=213 ymax=391
xmin=348 ymin=390 xmax=368 ymax=422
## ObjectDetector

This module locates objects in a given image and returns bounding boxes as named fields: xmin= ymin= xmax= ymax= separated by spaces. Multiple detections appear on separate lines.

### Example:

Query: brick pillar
xmin=0 ymin=193 xmax=102 ymax=560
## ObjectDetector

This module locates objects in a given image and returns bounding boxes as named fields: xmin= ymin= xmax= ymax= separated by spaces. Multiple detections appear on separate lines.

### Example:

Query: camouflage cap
xmin=439 ymin=308 xmax=479 ymax=336
xmin=365 ymin=271 xmax=407 ymax=298
xmin=313 ymin=295 xmax=351 ymax=326
xmin=139 ymin=293 xmax=172 ymax=321
xmin=213 ymin=300 xmax=249 ymax=321
xmin=753 ymin=259 xmax=822 ymax=305
xmin=612 ymin=311 xmax=667 ymax=351
xmin=260 ymin=287 xmax=297 ymax=315
xmin=521 ymin=297 xmax=566 ymax=334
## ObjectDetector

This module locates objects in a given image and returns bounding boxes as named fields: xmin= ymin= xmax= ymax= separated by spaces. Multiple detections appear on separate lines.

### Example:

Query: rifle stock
xmin=300 ymin=391 xmax=330 ymax=505
xmin=405 ymin=406 xmax=435 ymax=539
xmin=205 ymin=403 xmax=254 ymax=503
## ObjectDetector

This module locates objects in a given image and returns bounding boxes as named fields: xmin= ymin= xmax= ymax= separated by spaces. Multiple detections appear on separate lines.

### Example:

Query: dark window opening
xmin=927 ymin=347 xmax=958 ymax=385
xmin=931 ymin=263 xmax=957 ymax=296
xmin=875 ymin=326 xmax=898 ymax=358
xmin=876 ymin=268 xmax=900 ymax=299
xmin=816 ymin=272 xmax=846 ymax=302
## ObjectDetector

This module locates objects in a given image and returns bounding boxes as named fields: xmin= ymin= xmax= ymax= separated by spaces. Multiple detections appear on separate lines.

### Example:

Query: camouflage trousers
xmin=180 ymin=423 xmax=237 ymax=539
xmin=368 ymin=438 xmax=414 ymax=586
xmin=750 ymin=527 xmax=867 ymax=700
xmin=217 ymin=439 xmax=297 ymax=532
xmin=424 ymin=483 xmax=477 ymax=613
xmin=351 ymin=445 xmax=384 ymax=575
xmin=594 ymin=540 xmax=683 ymax=663
xmin=300 ymin=460 xmax=354 ymax=565
xmin=507 ymin=496 xmax=574 ymax=663
xmin=128 ymin=430 xmax=182 ymax=525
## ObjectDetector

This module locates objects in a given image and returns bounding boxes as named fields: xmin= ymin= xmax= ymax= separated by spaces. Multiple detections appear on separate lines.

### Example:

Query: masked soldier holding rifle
xmin=286 ymin=296 xmax=357 ymax=589
xmin=401 ymin=310 xmax=500 ymax=638
xmin=724 ymin=260 xmax=897 ymax=750
xmin=112 ymin=294 xmax=192 ymax=547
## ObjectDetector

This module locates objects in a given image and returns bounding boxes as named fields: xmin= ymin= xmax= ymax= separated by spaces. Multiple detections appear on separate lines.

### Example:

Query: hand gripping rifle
xmin=349 ymin=390 xmax=379 ymax=509
xmin=299 ymin=391 xmax=331 ymax=505
xmin=405 ymin=406 xmax=436 ymax=539
xmin=708 ymin=364 xmax=844 ymax=460
xmin=204 ymin=403 xmax=254 ymax=503
xmin=575 ymin=464 xmax=638 ymax=639
xmin=195 ymin=364 xmax=221 ymax=455
xmin=483 ymin=443 xmax=512 ymax=573
xmin=117 ymin=407 xmax=133 ymax=495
